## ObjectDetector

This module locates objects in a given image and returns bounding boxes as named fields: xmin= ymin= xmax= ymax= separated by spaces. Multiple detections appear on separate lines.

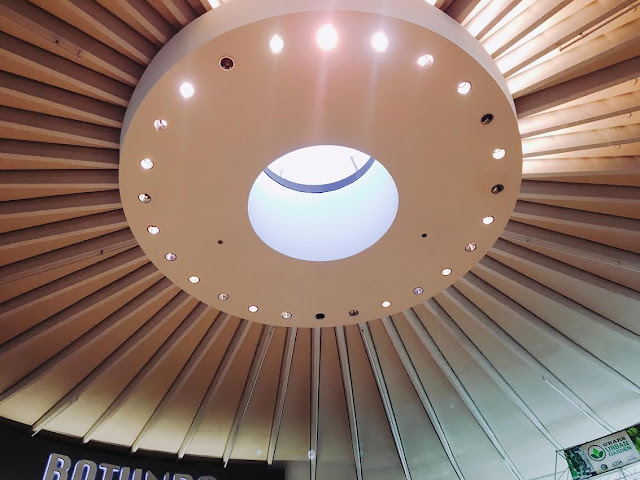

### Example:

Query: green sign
xmin=565 ymin=423 xmax=640 ymax=479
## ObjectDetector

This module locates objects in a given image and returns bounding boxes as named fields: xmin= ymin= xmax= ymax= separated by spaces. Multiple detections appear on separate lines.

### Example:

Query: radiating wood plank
xmin=0 ymin=139 xmax=118 ymax=170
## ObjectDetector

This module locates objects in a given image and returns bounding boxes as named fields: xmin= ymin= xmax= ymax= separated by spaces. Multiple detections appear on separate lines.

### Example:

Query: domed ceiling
xmin=0 ymin=1 xmax=639 ymax=480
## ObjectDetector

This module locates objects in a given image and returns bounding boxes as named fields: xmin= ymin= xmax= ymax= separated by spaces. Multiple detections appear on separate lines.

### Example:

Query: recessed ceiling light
xmin=465 ymin=243 xmax=477 ymax=252
xmin=140 ymin=158 xmax=154 ymax=170
xmin=189 ymin=276 xmax=200 ymax=284
xmin=483 ymin=216 xmax=495 ymax=225
xmin=270 ymin=34 xmax=284 ymax=54
xmin=282 ymin=312 xmax=292 ymax=319
xmin=218 ymin=293 xmax=229 ymax=301
xmin=413 ymin=287 xmax=424 ymax=295
xmin=417 ymin=54 xmax=434 ymax=68
xmin=349 ymin=309 xmax=359 ymax=316
xmin=441 ymin=268 xmax=452 ymax=276
xmin=154 ymin=119 xmax=167 ymax=131
xmin=317 ymin=24 xmax=338 ymax=50
xmin=147 ymin=225 xmax=160 ymax=235
xmin=491 ymin=184 xmax=504 ymax=194
xmin=165 ymin=252 xmax=177 ymax=261
xmin=457 ymin=81 xmax=471 ymax=95
xmin=381 ymin=300 xmax=391 ymax=308
xmin=493 ymin=148 xmax=506 ymax=160
xmin=179 ymin=82 xmax=194 ymax=99
xmin=248 ymin=305 xmax=259 ymax=313
xmin=208 ymin=0 xmax=221 ymax=8
xmin=371 ymin=32 xmax=389 ymax=52
xmin=138 ymin=193 xmax=151 ymax=203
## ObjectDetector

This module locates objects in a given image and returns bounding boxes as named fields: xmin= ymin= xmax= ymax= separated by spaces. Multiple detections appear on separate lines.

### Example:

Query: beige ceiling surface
xmin=0 ymin=1 xmax=639 ymax=480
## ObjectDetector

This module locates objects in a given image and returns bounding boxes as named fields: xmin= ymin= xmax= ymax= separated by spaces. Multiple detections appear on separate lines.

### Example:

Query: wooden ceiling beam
xmin=177 ymin=319 xmax=252 ymax=459
xmin=104 ymin=0 xmax=176 ymax=45
xmin=519 ymin=91 xmax=640 ymax=138
xmin=128 ymin=312 xmax=232 ymax=451
xmin=31 ymin=292 xmax=198 ymax=434
xmin=0 ymin=191 xmax=122 ymax=234
xmin=266 ymin=327 xmax=297 ymax=465
xmin=155 ymin=0 xmax=198 ymax=26
xmin=445 ymin=0 xmax=485 ymax=24
xmin=464 ymin=0 xmax=520 ymax=40
xmin=222 ymin=325 xmax=274 ymax=466
xmin=0 ymin=246 xmax=145 ymax=319
xmin=497 ymin=0 xmax=635 ymax=78
xmin=515 ymin=58 xmax=640 ymax=119
xmin=0 ymin=71 xmax=125 ymax=128
xmin=0 ymin=32 xmax=132 ymax=107
xmin=522 ymin=155 xmax=640 ymax=179
xmin=522 ymin=124 xmax=640 ymax=158
xmin=482 ymin=0 xmax=573 ymax=58
xmin=508 ymin=16 xmax=640 ymax=98
xmin=0 ymin=0 xmax=143 ymax=86
xmin=0 ymin=210 xmax=128 ymax=266
xmin=0 ymin=277 xmax=177 ymax=404
xmin=0 ymin=106 xmax=120 ymax=148
xmin=0 ymin=139 xmax=118 ymax=170
xmin=0 ymin=229 xmax=137 ymax=285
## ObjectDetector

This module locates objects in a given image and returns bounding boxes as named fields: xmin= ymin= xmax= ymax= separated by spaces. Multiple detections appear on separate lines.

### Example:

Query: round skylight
xmin=249 ymin=145 xmax=398 ymax=262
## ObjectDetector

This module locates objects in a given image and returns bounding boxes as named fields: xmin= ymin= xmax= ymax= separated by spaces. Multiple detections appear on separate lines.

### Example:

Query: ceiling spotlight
xmin=248 ymin=305 xmax=259 ymax=313
xmin=371 ymin=32 xmax=389 ymax=52
xmin=483 ymin=216 xmax=495 ymax=225
xmin=349 ymin=309 xmax=359 ymax=317
xmin=153 ymin=119 xmax=168 ymax=131
xmin=465 ymin=243 xmax=477 ymax=252
xmin=179 ymin=82 xmax=194 ymax=99
xmin=491 ymin=184 xmax=505 ymax=194
xmin=165 ymin=252 xmax=177 ymax=261
xmin=317 ymin=24 xmax=338 ymax=50
xmin=441 ymin=268 xmax=452 ymax=276
xmin=413 ymin=287 xmax=424 ymax=295
xmin=282 ymin=312 xmax=292 ymax=319
xmin=147 ymin=225 xmax=160 ymax=235
xmin=140 ymin=158 xmax=154 ymax=170
xmin=218 ymin=293 xmax=229 ymax=301
xmin=138 ymin=193 xmax=151 ymax=203
xmin=270 ymin=35 xmax=284 ymax=54
xmin=457 ymin=81 xmax=471 ymax=95
xmin=189 ymin=276 xmax=200 ymax=284
xmin=493 ymin=148 xmax=506 ymax=160
xmin=417 ymin=54 xmax=434 ymax=68
xmin=381 ymin=300 xmax=391 ymax=308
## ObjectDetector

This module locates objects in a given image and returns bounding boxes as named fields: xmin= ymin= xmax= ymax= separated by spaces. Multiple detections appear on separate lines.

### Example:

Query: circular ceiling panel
xmin=119 ymin=0 xmax=522 ymax=327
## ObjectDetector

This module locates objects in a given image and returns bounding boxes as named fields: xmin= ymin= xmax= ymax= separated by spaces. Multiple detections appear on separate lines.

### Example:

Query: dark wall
xmin=0 ymin=419 xmax=284 ymax=480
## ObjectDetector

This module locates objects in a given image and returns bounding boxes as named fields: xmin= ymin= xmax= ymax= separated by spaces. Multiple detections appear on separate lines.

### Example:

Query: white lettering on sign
xmin=41 ymin=454 xmax=216 ymax=480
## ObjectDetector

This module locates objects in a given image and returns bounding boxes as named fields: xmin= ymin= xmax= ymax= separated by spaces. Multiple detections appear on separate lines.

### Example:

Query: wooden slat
xmin=0 ymin=139 xmax=118 ymax=170
xmin=445 ymin=0 xmax=485 ymax=24
xmin=464 ymin=0 xmax=520 ymax=40
xmin=153 ymin=0 xmax=197 ymax=26
xmin=0 ymin=106 xmax=120 ymax=148
xmin=522 ymin=155 xmax=640 ymax=180
xmin=0 ymin=31 xmax=132 ymax=107
xmin=98 ymin=0 xmax=176 ymax=45
xmin=0 ymin=0 xmax=143 ymax=85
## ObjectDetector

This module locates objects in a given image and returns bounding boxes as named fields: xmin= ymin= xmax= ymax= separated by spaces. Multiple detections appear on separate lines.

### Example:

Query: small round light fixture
xmin=465 ymin=243 xmax=477 ymax=252
xmin=315 ymin=313 xmax=325 ymax=320
xmin=138 ymin=193 xmax=151 ymax=203
xmin=218 ymin=293 xmax=229 ymax=301
xmin=270 ymin=35 xmax=284 ymax=54
xmin=417 ymin=54 xmax=434 ymax=68
xmin=140 ymin=158 xmax=154 ymax=170
xmin=491 ymin=184 xmax=505 ymax=195
xmin=421 ymin=233 xmax=428 ymax=238
xmin=189 ymin=275 xmax=200 ymax=284
xmin=441 ymin=268 xmax=452 ymax=276
xmin=483 ymin=216 xmax=495 ymax=225
xmin=413 ymin=287 xmax=424 ymax=295
xmin=153 ymin=119 xmax=168 ymax=131
xmin=371 ymin=32 xmax=389 ymax=52
xmin=248 ymin=305 xmax=259 ymax=313
xmin=381 ymin=301 xmax=391 ymax=308
xmin=179 ymin=82 xmax=194 ymax=99
xmin=349 ymin=309 xmax=359 ymax=317
xmin=317 ymin=24 xmax=338 ymax=50
xmin=457 ymin=81 xmax=471 ymax=95
xmin=147 ymin=225 xmax=160 ymax=235
xmin=165 ymin=252 xmax=177 ymax=261
xmin=493 ymin=148 xmax=506 ymax=160
xmin=219 ymin=56 xmax=234 ymax=70
xmin=481 ymin=114 xmax=493 ymax=125
xmin=282 ymin=312 xmax=292 ymax=319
